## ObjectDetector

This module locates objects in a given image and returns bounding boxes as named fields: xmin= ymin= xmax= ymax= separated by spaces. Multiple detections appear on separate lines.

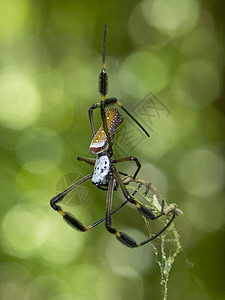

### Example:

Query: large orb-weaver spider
xmin=50 ymin=24 xmax=175 ymax=248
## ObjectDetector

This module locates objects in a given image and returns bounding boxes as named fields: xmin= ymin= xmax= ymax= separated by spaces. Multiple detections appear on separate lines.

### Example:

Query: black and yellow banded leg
xmin=104 ymin=175 xmax=139 ymax=248
xmin=88 ymin=199 xmax=129 ymax=229
xmin=50 ymin=174 xmax=93 ymax=232
xmin=105 ymin=174 xmax=175 ymax=248
xmin=50 ymin=172 xmax=130 ymax=232
xmin=116 ymin=214 xmax=175 ymax=248
xmin=89 ymin=186 xmax=139 ymax=228
xmin=112 ymin=166 xmax=164 ymax=220
xmin=90 ymin=23 xmax=149 ymax=138
xmin=112 ymin=156 xmax=141 ymax=179
xmin=99 ymin=24 xmax=114 ymax=155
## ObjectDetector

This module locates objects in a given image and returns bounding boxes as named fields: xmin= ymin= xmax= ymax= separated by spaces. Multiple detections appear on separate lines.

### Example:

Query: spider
xmin=50 ymin=24 xmax=175 ymax=248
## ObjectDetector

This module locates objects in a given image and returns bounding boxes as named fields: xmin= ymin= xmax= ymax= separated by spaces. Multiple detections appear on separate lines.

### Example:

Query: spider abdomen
xmin=92 ymin=155 xmax=110 ymax=186
xmin=90 ymin=108 xmax=123 ymax=154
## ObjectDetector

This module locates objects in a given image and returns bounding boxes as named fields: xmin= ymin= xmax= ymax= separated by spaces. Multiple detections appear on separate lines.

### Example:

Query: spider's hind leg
xmin=113 ymin=166 xmax=164 ymax=220
xmin=105 ymin=174 xmax=175 ymax=248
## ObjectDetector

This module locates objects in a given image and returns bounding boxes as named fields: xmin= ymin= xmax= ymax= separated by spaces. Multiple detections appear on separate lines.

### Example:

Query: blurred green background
xmin=0 ymin=0 xmax=224 ymax=299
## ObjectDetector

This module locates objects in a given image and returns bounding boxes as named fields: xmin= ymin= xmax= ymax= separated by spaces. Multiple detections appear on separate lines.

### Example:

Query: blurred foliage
xmin=0 ymin=0 xmax=224 ymax=299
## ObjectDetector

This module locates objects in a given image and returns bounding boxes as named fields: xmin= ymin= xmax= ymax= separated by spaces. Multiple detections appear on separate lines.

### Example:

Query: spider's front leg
xmin=50 ymin=174 xmax=93 ymax=232
xmin=50 ymin=171 xmax=130 ymax=232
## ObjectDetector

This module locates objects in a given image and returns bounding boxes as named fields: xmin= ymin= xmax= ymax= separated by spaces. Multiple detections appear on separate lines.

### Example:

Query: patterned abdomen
xmin=90 ymin=108 xmax=123 ymax=154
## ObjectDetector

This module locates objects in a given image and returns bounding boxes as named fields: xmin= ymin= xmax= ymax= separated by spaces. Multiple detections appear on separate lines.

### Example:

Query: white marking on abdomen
xmin=92 ymin=155 xmax=110 ymax=185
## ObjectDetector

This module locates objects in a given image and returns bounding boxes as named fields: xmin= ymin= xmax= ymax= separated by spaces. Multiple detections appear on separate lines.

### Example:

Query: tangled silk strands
xmin=123 ymin=176 xmax=183 ymax=300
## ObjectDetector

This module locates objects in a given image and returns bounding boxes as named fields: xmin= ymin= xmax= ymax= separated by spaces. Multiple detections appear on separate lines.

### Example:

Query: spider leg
xmin=50 ymin=172 xmax=129 ymax=232
xmin=90 ymin=185 xmax=138 ymax=228
xmin=105 ymin=169 xmax=175 ymax=248
xmin=88 ymin=103 xmax=99 ymax=137
xmin=121 ymin=178 xmax=163 ymax=217
xmin=98 ymin=25 xmax=114 ymax=156
xmin=89 ymin=199 xmax=129 ymax=229
xmin=88 ymin=97 xmax=150 ymax=139
xmin=88 ymin=99 xmax=118 ymax=136
xmin=88 ymin=99 xmax=115 ymax=137
xmin=105 ymin=176 xmax=119 ymax=235
xmin=106 ymin=98 xmax=150 ymax=137
xmin=50 ymin=174 xmax=93 ymax=231
xmin=100 ymin=94 xmax=113 ymax=156
xmin=112 ymin=166 xmax=163 ymax=219
xmin=88 ymin=100 xmax=118 ymax=137
xmin=77 ymin=156 xmax=96 ymax=166
xmin=136 ymin=214 xmax=175 ymax=247
xmin=112 ymin=156 xmax=141 ymax=179
xmin=88 ymin=99 xmax=117 ymax=137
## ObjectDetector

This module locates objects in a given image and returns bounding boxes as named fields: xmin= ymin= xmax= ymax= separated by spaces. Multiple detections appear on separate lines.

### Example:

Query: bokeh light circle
xmin=0 ymin=262 xmax=30 ymax=300
xmin=25 ymin=275 xmax=71 ymax=300
xmin=1 ymin=204 xmax=50 ymax=258
xmin=39 ymin=214 xmax=86 ymax=266
xmin=96 ymin=267 xmax=144 ymax=300
xmin=0 ymin=70 xmax=40 ymax=130
xmin=142 ymin=0 xmax=200 ymax=36
xmin=65 ymin=264 xmax=105 ymax=299
xmin=177 ymin=148 xmax=225 ymax=197
xmin=172 ymin=60 xmax=221 ymax=109
xmin=183 ymin=194 xmax=225 ymax=234
xmin=119 ymin=51 xmax=169 ymax=97
xmin=0 ymin=0 xmax=28 ymax=41
xmin=15 ymin=127 xmax=64 ymax=174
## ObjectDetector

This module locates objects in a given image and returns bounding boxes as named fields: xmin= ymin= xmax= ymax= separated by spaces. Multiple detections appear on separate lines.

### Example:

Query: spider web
xmin=124 ymin=176 xmax=183 ymax=300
